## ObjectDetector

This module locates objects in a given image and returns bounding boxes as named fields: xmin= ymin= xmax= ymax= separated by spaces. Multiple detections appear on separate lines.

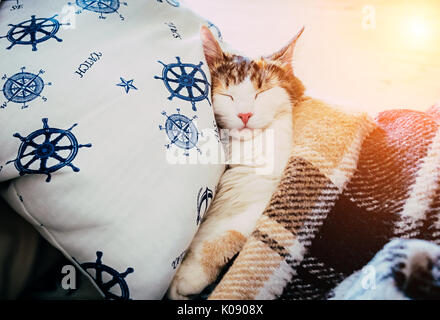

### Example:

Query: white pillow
xmin=0 ymin=0 xmax=224 ymax=299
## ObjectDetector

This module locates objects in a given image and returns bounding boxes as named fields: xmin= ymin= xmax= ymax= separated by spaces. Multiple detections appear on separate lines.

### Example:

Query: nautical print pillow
xmin=0 ymin=0 xmax=224 ymax=299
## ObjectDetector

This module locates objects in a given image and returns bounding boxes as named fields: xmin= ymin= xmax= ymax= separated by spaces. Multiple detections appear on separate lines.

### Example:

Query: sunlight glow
xmin=401 ymin=13 xmax=435 ymax=49
xmin=408 ymin=17 xmax=430 ymax=40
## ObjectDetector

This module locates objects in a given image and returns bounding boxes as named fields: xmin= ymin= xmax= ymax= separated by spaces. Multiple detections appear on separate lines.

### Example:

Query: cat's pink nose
xmin=238 ymin=113 xmax=253 ymax=126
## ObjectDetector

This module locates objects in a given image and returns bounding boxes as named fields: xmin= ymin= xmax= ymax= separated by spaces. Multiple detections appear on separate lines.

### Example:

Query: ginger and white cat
xmin=167 ymin=26 xmax=305 ymax=300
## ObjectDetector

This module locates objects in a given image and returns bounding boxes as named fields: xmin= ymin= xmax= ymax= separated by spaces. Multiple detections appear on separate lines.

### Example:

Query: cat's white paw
xmin=167 ymin=261 xmax=210 ymax=300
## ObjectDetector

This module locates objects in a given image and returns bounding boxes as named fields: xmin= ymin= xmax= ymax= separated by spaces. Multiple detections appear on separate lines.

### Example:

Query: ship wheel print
xmin=6 ymin=118 xmax=92 ymax=182
xmin=0 ymin=15 xmax=68 ymax=51
xmin=155 ymin=57 xmax=211 ymax=111
xmin=81 ymin=251 xmax=134 ymax=300
xmin=69 ymin=0 xmax=128 ymax=20
xmin=197 ymin=187 xmax=213 ymax=225
xmin=1 ymin=67 xmax=51 ymax=109
xmin=207 ymin=21 xmax=223 ymax=41
xmin=159 ymin=108 xmax=202 ymax=156
xmin=156 ymin=0 xmax=180 ymax=7
xmin=4 ymin=0 xmax=23 ymax=11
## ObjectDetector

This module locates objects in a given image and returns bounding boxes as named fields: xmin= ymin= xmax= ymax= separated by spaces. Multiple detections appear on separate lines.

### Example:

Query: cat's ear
xmin=267 ymin=26 xmax=304 ymax=67
xmin=200 ymin=25 xmax=223 ymax=70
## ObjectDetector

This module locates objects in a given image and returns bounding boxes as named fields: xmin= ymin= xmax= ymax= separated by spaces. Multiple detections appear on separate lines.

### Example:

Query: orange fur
xmin=167 ymin=26 xmax=306 ymax=300
xmin=201 ymin=25 xmax=305 ymax=107
xmin=210 ymin=54 xmax=305 ymax=106
xmin=201 ymin=230 xmax=247 ymax=281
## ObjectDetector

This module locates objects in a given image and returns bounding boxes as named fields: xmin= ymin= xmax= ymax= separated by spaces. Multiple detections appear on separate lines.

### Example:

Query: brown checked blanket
xmin=209 ymin=98 xmax=440 ymax=300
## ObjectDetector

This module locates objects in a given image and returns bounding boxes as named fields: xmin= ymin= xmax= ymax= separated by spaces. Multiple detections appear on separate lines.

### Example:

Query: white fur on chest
xmin=205 ymin=110 xmax=293 ymax=231
xmin=207 ymin=76 xmax=294 ymax=227
xmin=225 ymin=111 xmax=293 ymax=176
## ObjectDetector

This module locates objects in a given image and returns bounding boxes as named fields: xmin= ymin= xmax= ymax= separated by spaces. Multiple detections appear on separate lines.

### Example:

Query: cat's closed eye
xmin=218 ymin=93 xmax=234 ymax=101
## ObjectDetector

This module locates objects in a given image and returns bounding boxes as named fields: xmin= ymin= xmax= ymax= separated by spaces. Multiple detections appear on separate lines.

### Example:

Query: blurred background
xmin=185 ymin=0 xmax=440 ymax=115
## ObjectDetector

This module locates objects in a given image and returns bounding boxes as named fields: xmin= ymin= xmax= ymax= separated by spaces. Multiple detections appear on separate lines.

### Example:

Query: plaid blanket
xmin=209 ymin=98 xmax=440 ymax=300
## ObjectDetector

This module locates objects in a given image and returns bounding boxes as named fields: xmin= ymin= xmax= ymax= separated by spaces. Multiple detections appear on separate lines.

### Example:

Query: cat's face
xmin=201 ymin=26 xmax=305 ymax=136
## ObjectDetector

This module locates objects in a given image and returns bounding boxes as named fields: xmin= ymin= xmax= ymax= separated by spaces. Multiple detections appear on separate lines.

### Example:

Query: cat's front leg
xmin=167 ymin=203 xmax=266 ymax=300
xmin=167 ymin=229 xmax=246 ymax=300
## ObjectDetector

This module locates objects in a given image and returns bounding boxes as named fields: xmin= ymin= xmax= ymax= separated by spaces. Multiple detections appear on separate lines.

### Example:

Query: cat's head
xmin=201 ymin=26 xmax=305 ymax=136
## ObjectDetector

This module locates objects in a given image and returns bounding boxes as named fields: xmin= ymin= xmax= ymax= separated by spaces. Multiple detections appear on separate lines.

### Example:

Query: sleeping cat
xmin=167 ymin=25 xmax=305 ymax=300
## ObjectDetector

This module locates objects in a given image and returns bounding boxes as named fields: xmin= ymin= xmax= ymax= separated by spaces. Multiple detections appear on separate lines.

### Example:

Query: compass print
xmin=80 ymin=251 xmax=134 ymax=300
xmin=0 ymin=15 xmax=69 ymax=51
xmin=68 ymin=0 xmax=128 ymax=21
xmin=159 ymin=108 xmax=202 ymax=156
xmin=1 ymin=67 xmax=52 ymax=109
xmin=154 ymin=56 xmax=211 ymax=111
xmin=6 ymin=118 xmax=92 ymax=182
xmin=196 ymin=187 xmax=213 ymax=225
xmin=212 ymin=120 xmax=221 ymax=142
